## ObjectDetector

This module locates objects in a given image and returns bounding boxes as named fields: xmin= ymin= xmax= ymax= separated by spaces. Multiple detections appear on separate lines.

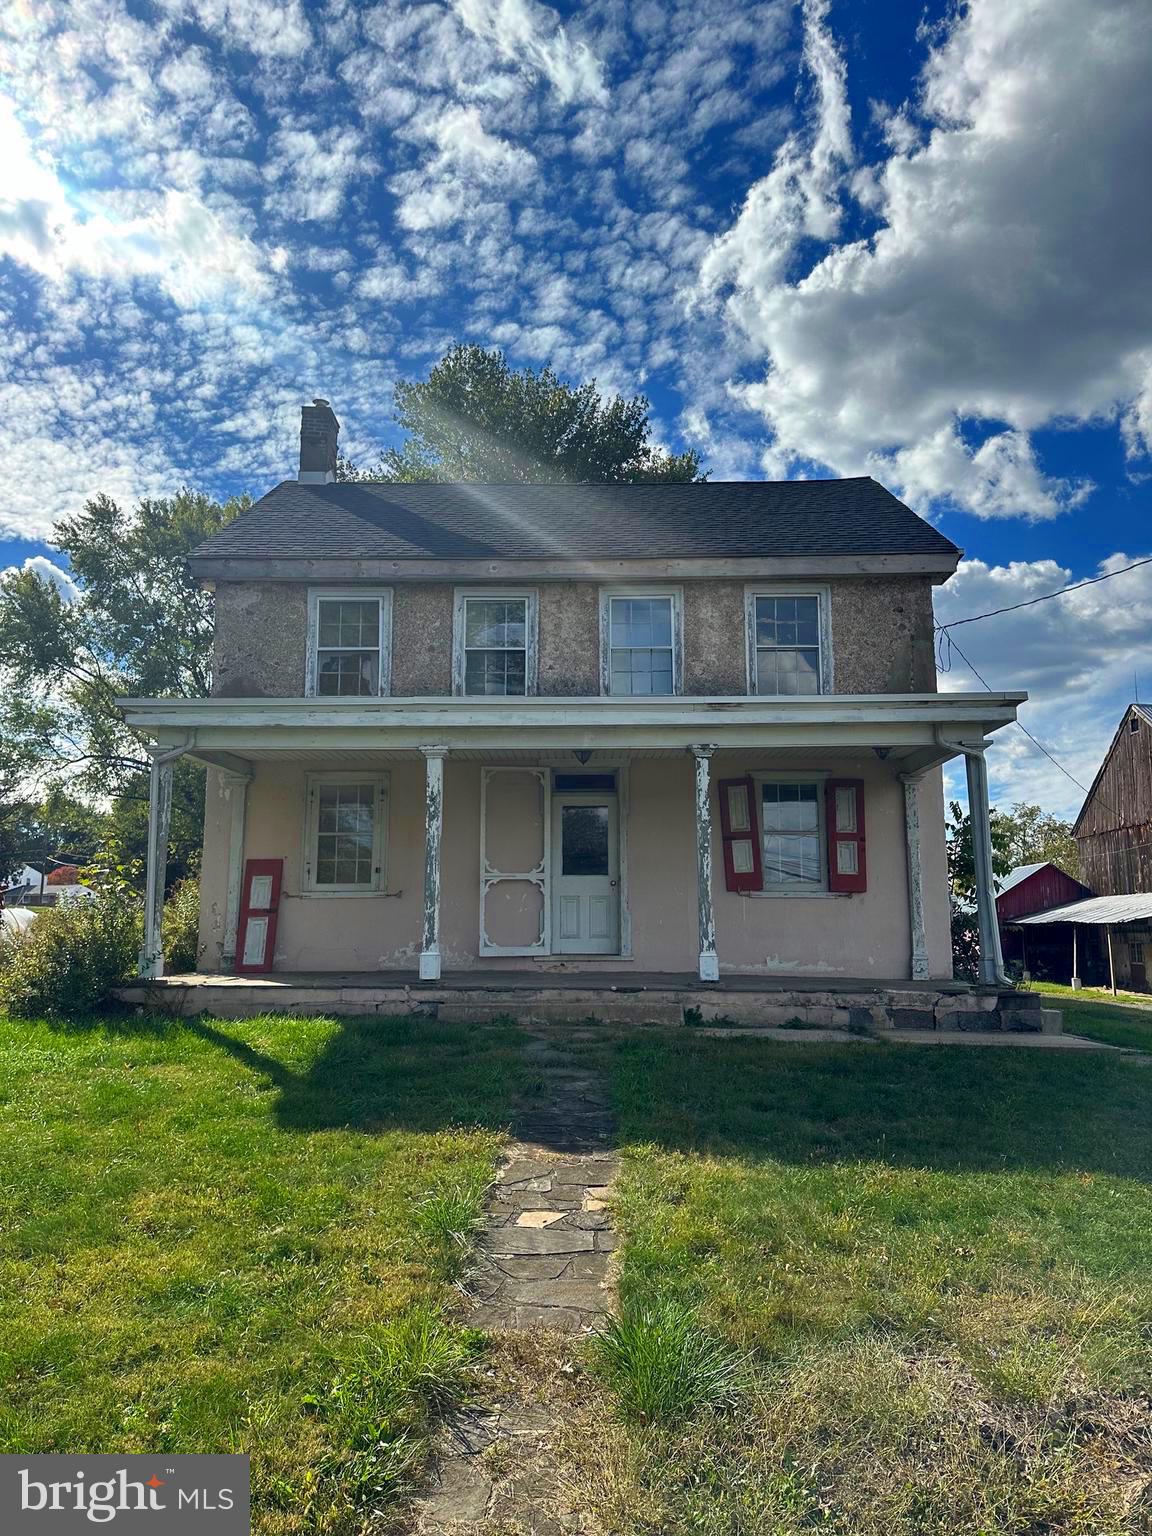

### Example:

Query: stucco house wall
xmin=198 ymin=756 xmax=952 ymax=980
xmin=209 ymin=575 xmax=940 ymax=699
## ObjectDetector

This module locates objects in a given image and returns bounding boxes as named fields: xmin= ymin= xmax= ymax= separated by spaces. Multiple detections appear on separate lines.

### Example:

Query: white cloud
xmin=392 ymin=105 xmax=536 ymax=231
xmin=451 ymin=0 xmax=608 ymax=105
xmin=699 ymin=0 xmax=1152 ymax=519
xmin=0 ymin=98 xmax=280 ymax=307
xmin=2 ymin=555 xmax=79 ymax=601
xmin=934 ymin=554 xmax=1152 ymax=815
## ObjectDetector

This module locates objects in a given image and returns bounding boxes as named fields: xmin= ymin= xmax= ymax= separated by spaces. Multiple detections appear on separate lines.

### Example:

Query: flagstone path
xmin=412 ymin=1026 xmax=618 ymax=1534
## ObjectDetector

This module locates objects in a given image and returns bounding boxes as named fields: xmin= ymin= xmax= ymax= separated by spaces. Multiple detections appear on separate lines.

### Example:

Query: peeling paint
xmin=902 ymin=774 xmax=930 ymax=980
xmin=691 ymin=745 xmax=719 ymax=981
xmin=420 ymin=748 xmax=447 ymax=979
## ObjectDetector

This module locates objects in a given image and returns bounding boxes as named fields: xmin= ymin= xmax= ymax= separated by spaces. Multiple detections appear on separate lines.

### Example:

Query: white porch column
xmin=900 ymin=773 xmax=930 ymax=981
xmin=419 ymin=747 xmax=448 ymax=981
xmin=964 ymin=746 xmax=1007 ymax=985
xmin=691 ymin=744 xmax=719 ymax=982
xmin=220 ymin=770 xmax=251 ymax=970
xmin=138 ymin=752 xmax=176 ymax=978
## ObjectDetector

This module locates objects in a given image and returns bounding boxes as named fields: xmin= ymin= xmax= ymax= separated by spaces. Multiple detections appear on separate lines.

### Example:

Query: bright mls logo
xmin=0 ymin=1455 xmax=249 ymax=1533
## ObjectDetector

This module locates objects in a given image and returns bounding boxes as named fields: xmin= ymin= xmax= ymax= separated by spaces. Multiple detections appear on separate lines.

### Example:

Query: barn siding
xmin=1074 ymin=707 xmax=1152 ymax=896
xmin=996 ymin=865 xmax=1088 ymax=922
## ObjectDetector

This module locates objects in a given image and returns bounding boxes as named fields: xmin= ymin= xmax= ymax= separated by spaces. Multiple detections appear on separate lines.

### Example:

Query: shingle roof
xmin=189 ymin=477 xmax=961 ymax=565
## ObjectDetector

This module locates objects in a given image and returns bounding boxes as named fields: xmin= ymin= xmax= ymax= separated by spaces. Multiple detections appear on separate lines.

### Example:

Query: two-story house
xmin=118 ymin=400 xmax=1030 ymax=1024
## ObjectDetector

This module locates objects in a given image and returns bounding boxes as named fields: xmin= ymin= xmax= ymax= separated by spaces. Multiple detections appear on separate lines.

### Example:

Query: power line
xmin=936 ymin=626 xmax=1113 ymax=810
xmin=938 ymin=554 xmax=1152 ymax=633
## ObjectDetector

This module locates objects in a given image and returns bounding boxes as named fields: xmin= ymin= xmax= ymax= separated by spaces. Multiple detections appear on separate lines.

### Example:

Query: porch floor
xmin=142 ymin=969 xmax=975 ymax=995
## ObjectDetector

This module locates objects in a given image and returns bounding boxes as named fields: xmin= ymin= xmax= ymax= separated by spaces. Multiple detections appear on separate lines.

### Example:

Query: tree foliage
xmin=944 ymin=797 xmax=1080 ymax=978
xmin=0 ymin=489 xmax=247 ymax=888
xmin=339 ymin=344 xmax=706 ymax=485
xmin=995 ymin=801 xmax=1080 ymax=879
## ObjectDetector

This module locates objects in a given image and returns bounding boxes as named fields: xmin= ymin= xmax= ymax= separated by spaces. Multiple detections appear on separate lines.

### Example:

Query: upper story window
xmin=602 ymin=591 xmax=681 ymax=695
xmin=306 ymin=590 xmax=391 ymax=697
xmin=454 ymin=591 xmax=537 ymax=696
xmin=747 ymin=587 xmax=830 ymax=695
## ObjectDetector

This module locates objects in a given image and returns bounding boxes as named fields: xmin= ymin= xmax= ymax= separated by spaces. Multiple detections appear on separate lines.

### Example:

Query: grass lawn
xmin=1034 ymin=987 xmax=1152 ymax=1052
xmin=0 ymin=1010 xmax=526 ymax=1534
xmin=570 ymin=1031 xmax=1152 ymax=1536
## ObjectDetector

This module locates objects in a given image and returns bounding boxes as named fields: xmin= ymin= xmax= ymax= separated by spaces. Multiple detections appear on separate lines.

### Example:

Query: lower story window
xmin=761 ymin=781 xmax=825 ymax=891
xmin=305 ymin=776 xmax=386 ymax=893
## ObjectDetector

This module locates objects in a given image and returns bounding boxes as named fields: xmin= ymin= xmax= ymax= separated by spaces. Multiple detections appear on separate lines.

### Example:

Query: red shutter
xmin=717 ymin=777 xmax=763 ymax=893
xmin=826 ymin=780 xmax=866 ymax=893
xmin=235 ymin=858 xmax=283 ymax=974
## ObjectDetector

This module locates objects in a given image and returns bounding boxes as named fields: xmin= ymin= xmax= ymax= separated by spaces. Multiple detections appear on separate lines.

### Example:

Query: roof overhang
xmin=187 ymin=552 xmax=962 ymax=586
xmin=118 ymin=691 xmax=1024 ymax=775
xmin=1013 ymin=893 xmax=1152 ymax=926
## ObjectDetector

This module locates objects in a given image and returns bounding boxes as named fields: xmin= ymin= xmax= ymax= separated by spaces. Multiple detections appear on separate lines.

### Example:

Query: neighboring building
xmin=1008 ymin=706 xmax=1152 ymax=992
xmin=1 ymin=865 xmax=46 ymax=905
xmin=119 ymin=399 xmax=1025 ymax=994
xmin=1073 ymin=703 xmax=1152 ymax=895
xmin=996 ymin=861 xmax=1094 ymax=983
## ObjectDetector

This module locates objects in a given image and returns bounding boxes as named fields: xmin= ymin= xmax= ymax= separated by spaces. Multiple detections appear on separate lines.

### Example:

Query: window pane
xmin=465 ymin=649 xmax=527 ymax=696
xmin=611 ymin=646 xmax=673 ymax=695
xmin=757 ymin=646 xmax=820 ymax=695
xmin=314 ymin=784 xmax=376 ymax=886
xmin=317 ymin=651 xmax=378 ymax=695
xmin=561 ymin=805 xmax=610 ymax=876
xmin=318 ymin=599 xmax=378 ymax=649
xmin=465 ymin=598 xmax=526 ymax=649
xmin=610 ymin=596 xmax=672 ymax=647
xmin=763 ymin=832 xmax=821 ymax=886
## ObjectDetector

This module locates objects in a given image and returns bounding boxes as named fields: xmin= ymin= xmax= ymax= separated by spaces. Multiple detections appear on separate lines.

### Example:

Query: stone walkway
xmin=412 ymin=1027 xmax=618 ymax=1534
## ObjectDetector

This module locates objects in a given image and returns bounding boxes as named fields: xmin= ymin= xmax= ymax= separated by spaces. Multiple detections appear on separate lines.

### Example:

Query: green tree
xmin=946 ymin=800 xmax=1015 ymax=979
xmin=340 ymin=344 xmax=706 ymax=484
xmin=0 ymin=490 xmax=248 ymax=889
xmin=995 ymin=801 xmax=1080 ymax=879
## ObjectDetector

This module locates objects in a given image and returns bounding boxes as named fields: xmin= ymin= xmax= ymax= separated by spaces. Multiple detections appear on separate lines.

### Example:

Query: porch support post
xmin=220 ymin=770 xmax=251 ymax=970
xmin=138 ymin=752 xmax=176 ymax=979
xmin=964 ymin=746 xmax=1007 ymax=986
xmin=419 ymin=746 xmax=448 ymax=982
xmin=691 ymin=744 xmax=719 ymax=983
xmin=900 ymin=773 xmax=930 ymax=981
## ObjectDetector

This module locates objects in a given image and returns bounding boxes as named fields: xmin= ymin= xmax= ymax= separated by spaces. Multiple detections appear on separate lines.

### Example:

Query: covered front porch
xmin=117 ymin=691 xmax=1025 ymax=990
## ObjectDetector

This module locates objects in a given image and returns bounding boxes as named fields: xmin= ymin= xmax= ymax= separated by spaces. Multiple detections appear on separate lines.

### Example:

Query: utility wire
xmin=936 ymin=626 xmax=1115 ymax=812
xmin=938 ymin=554 xmax=1152 ymax=632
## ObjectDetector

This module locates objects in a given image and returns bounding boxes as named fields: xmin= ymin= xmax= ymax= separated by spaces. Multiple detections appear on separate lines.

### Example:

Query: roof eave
xmin=187 ymin=550 xmax=963 ymax=585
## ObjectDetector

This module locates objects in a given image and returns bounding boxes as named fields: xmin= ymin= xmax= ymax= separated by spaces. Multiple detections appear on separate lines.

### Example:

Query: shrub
xmin=590 ymin=1298 xmax=747 ymax=1423
xmin=163 ymin=877 xmax=201 ymax=973
xmin=0 ymin=894 xmax=141 ymax=1018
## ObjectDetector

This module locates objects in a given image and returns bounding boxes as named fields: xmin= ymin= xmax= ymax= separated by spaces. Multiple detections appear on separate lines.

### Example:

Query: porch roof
xmin=118 ymin=691 xmax=1024 ymax=776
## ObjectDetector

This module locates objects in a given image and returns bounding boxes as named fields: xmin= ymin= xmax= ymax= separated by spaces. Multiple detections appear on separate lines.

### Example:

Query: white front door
xmin=552 ymin=794 xmax=620 ymax=954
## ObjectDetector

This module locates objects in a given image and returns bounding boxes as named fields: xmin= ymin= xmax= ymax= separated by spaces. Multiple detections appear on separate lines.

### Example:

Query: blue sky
xmin=1 ymin=0 xmax=1149 ymax=818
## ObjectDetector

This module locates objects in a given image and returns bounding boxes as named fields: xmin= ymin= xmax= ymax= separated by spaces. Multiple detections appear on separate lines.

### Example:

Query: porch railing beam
xmin=690 ymin=744 xmax=720 ymax=983
xmin=419 ymin=746 xmax=449 ymax=982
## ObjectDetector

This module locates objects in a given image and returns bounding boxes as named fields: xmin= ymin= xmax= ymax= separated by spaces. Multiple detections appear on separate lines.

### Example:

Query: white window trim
xmin=744 ymin=584 xmax=833 ymax=697
xmin=302 ymin=772 xmax=388 ymax=896
xmin=452 ymin=588 xmax=538 ymax=697
xmin=746 ymin=770 xmax=838 ymax=899
xmin=599 ymin=586 xmax=683 ymax=697
xmin=305 ymin=588 xmax=393 ymax=698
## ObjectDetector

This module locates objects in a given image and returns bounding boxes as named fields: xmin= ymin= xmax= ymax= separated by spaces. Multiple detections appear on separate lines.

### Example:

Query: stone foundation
xmin=113 ymin=977 xmax=1060 ymax=1033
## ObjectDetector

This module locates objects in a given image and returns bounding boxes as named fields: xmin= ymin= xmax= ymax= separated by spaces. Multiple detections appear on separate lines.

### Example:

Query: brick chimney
xmin=298 ymin=398 xmax=340 ymax=484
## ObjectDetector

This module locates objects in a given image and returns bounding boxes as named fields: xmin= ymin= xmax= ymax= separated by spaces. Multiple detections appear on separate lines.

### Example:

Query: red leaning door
xmin=235 ymin=859 xmax=283 ymax=974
